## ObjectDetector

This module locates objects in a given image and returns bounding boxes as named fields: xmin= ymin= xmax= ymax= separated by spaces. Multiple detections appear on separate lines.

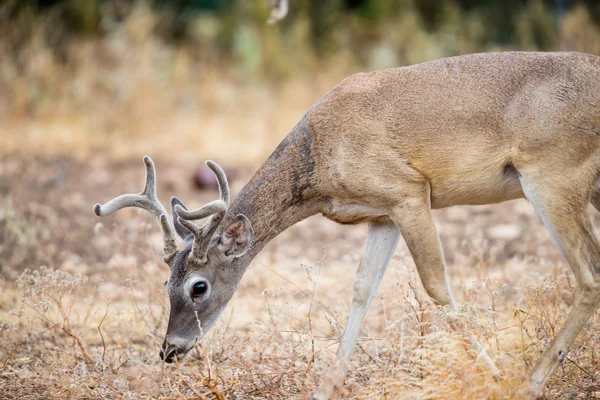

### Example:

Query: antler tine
xmin=206 ymin=160 xmax=230 ymax=205
xmin=174 ymin=160 xmax=229 ymax=222
xmin=174 ymin=200 xmax=227 ymax=222
xmin=176 ymin=216 xmax=206 ymax=261
xmin=172 ymin=160 xmax=230 ymax=261
xmin=172 ymin=160 xmax=228 ymax=219
xmin=93 ymin=156 xmax=167 ymax=218
xmin=93 ymin=156 xmax=178 ymax=262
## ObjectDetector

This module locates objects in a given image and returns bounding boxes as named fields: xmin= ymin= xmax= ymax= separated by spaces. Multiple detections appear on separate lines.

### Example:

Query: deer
xmin=94 ymin=51 xmax=600 ymax=398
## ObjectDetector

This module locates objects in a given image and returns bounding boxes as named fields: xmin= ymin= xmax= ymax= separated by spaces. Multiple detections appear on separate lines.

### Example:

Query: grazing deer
xmin=94 ymin=51 xmax=600 ymax=398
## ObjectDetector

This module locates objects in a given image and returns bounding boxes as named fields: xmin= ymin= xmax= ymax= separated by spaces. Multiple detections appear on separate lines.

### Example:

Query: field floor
xmin=1 ymin=153 xmax=599 ymax=399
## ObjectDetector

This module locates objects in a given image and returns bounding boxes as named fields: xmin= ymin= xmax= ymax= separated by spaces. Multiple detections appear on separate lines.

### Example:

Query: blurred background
xmin=3 ymin=0 xmax=600 ymax=163
xmin=2 ymin=1 xmax=600 ymax=398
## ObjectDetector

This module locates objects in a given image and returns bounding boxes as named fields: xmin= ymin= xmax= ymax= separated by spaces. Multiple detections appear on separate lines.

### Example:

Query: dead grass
xmin=1 ymin=153 xmax=599 ymax=399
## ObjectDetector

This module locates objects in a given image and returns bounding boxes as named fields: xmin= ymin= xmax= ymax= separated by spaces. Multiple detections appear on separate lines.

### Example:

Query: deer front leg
xmin=313 ymin=221 xmax=400 ymax=400
xmin=390 ymin=189 xmax=501 ymax=377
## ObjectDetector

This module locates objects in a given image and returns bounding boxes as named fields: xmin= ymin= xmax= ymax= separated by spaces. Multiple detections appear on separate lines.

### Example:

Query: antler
xmin=93 ymin=156 xmax=179 ymax=263
xmin=174 ymin=160 xmax=230 ymax=262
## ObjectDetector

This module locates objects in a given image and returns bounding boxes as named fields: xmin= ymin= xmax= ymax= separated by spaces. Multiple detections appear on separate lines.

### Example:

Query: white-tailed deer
xmin=94 ymin=52 xmax=600 ymax=398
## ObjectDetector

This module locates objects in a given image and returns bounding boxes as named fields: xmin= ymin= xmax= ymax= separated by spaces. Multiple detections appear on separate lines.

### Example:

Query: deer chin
xmin=174 ymin=346 xmax=194 ymax=363
xmin=180 ymin=335 xmax=204 ymax=362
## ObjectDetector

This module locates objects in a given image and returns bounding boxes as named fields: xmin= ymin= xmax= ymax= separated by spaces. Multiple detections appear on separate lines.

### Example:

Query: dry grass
xmin=1 ymin=154 xmax=599 ymax=399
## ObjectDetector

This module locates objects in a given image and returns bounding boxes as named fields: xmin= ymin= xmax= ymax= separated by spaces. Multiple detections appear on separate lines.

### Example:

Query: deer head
xmin=94 ymin=156 xmax=253 ymax=363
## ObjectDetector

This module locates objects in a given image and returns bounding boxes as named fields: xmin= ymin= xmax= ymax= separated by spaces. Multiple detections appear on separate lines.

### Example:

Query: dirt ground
xmin=1 ymin=152 xmax=599 ymax=399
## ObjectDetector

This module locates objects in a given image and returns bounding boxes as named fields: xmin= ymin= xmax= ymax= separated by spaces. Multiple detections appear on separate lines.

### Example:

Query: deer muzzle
xmin=160 ymin=337 xmax=196 ymax=363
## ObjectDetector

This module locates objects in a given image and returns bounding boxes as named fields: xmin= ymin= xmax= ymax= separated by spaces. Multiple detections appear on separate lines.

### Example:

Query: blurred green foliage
xmin=1 ymin=0 xmax=599 ymax=79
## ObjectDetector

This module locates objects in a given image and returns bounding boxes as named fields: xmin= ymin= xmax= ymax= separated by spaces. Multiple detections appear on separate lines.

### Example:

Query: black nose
xmin=160 ymin=345 xmax=177 ymax=363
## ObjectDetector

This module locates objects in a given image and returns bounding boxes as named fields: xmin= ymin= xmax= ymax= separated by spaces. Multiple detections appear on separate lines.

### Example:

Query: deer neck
xmin=227 ymin=117 xmax=322 ymax=266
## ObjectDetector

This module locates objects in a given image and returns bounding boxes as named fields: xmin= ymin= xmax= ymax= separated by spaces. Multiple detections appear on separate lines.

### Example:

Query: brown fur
xmin=225 ymin=52 xmax=600 ymax=398
xmin=306 ymin=52 xmax=600 ymax=211
xmin=232 ymin=52 xmax=600 ymax=252
xmin=97 ymin=52 xmax=600 ymax=399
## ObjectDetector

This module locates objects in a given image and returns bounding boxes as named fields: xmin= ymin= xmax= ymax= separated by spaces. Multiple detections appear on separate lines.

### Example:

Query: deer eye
xmin=191 ymin=281 xmax=208 ymax=299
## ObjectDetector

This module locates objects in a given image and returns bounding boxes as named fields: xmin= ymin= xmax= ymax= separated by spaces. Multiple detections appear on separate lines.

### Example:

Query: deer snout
xmin=158 ymin=346 xmax=177 ymax=364
xmin=160 ymin=337 xmax=196 ymax=363
xmin=159 ymin=343 xmax=177 ymax=363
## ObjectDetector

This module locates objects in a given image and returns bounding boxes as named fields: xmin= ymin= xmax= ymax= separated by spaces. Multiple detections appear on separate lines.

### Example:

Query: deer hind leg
xmin=389 ymin=184 xmax=501 ymax=376
xmin=313 ymin=221 xmax=400 ymax=400
xmin=520 ymin=169 xmax=600 ymax=398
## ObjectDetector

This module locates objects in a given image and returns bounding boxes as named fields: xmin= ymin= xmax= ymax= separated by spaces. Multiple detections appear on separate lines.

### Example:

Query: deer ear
xmin=171 ymin=197 xmax=193 ymax=242
xmin=218 ymin=215 xmax=253 ymax=258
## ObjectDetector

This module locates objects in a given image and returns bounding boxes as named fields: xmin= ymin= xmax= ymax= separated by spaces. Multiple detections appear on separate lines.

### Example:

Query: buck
xmin=94 ymin=51 xmax=600 ymax=398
